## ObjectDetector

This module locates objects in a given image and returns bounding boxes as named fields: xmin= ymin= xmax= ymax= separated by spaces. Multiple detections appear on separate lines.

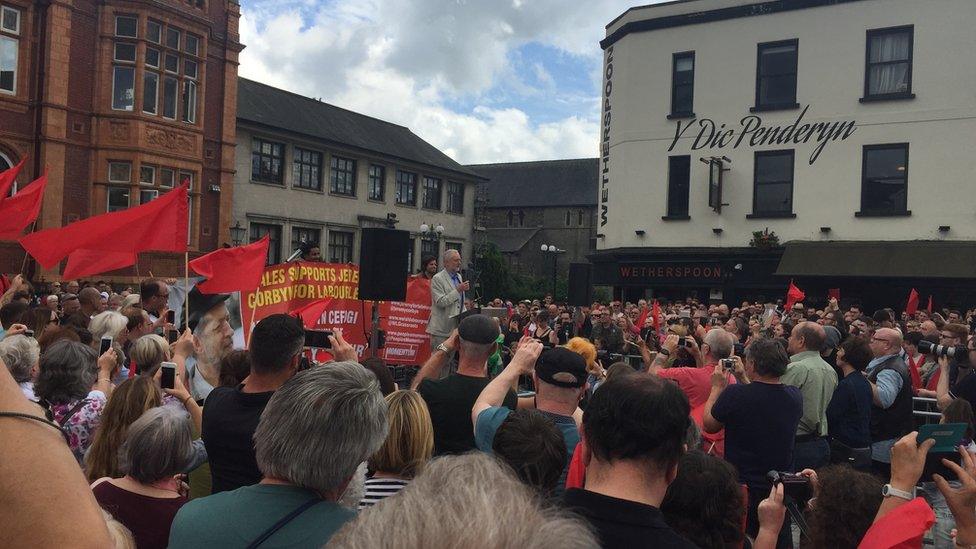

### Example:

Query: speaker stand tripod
xmin=368 ymin=300 xmax=381 ymax=359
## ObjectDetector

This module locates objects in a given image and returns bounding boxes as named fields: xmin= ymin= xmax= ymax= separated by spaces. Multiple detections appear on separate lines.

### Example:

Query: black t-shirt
xmin=950 ymin=370 xmax=976 ymax=407
xmin=563 ymin=488 xmax=696 ymax=549
xmin=418 ymin=373 xmax=516 ymax=456
xmin=711 ymin=381 xmax=803 ymax=488
xmin=201 ymin=385 xmax=275 ymax=494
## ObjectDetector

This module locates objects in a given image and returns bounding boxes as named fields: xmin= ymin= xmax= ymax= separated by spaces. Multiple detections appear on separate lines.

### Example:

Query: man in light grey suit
xmin=427 ymin=249 xmax=468 ymax=370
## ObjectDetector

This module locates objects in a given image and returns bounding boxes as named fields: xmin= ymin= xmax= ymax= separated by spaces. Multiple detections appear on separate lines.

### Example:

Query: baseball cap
xmin=535 ymin=347 xmax=587 ymax=388
xmin=823 ymin=325 xmax=842 ymax=350
xmin=458 ymin=314 xmax=500 ymax=344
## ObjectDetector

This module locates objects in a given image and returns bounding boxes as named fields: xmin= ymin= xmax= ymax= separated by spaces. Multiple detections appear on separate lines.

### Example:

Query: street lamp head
xmin=420 ymin=223 xmax=429 ymax=233
xmin=548 ymin=245 xmax=556 ymax=252
xmin=435 ymin=224 xmax=445 ymax=234
xmin=540 ymin=244 xmax=549 ymax=252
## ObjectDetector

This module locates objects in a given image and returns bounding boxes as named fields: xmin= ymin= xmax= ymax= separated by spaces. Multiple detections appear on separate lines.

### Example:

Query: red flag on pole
xmin=0 ymin=172 xmax=47 ymax=240
xmin=0 ymin=157 xmax=26 ymax=200
xmin=20 ymin=183 xmax=188 ymax=269
xmin=291 ymin=298 xmax=333 ymax=328
xmin=190 ymin=235 xmax=269 ymax=294
xmin=827 ymin=288 xmax=841 ymax=301
xmin=927 ymin=295 xmax=933 ymax=314
xmin=636 ymin=305 xmax=651 ymax=330
xmin=905 ymin=288 xmax=919 ymax=316
xmin=784 ymin=280 xmax=805 ymax=310
xmin=63 ymin=249 xmax=138 ymax=280
xmin=651 ymin=299 xmax=661 ymax=334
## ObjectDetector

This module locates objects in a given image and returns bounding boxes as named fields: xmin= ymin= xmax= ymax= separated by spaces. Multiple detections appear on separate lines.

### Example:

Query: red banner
xmin=379 ymin=277 xmax=432 ymax=364
xmin=241 ymin=262 xmax=431 ymax=365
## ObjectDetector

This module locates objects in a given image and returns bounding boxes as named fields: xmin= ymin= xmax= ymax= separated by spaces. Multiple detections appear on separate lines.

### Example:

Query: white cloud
xmin=238 ymin=0 xmax=642 ymax=163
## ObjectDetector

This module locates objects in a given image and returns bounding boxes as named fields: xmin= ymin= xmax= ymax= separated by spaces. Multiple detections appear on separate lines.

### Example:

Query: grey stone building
xmin=234 ymin=79 xmax=482 ymax=271
xmin=469 ymin=158 xmax=598 ymax=279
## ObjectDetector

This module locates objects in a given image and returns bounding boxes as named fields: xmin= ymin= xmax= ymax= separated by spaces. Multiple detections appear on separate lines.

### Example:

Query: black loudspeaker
xmin=567 ymin=263 xmax=592 ymax=306
xmin=359 ymin=228 xmax=410 ymax=301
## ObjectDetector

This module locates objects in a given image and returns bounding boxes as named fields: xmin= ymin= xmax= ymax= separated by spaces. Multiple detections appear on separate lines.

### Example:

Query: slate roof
xmin=486 ymin=228 xmax=541 ymax=253
xmin=237 ymin=78 xmax=480 ymax=179
xmin=468 ymin=158 xmax=599 ymax=208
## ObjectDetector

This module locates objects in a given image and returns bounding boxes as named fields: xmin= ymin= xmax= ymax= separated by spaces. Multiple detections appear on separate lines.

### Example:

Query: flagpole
xmin=19 ymin=221 xmax=36 ymax=275
xmin=248 ymin=285 xmax=259 ymax=336
xmin=184 ymin=251 xmax=190 ymax=330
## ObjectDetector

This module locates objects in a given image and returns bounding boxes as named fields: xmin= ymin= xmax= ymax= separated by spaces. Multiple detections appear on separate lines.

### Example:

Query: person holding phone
xmin=34 ymin=340 xmax=118 ymax=463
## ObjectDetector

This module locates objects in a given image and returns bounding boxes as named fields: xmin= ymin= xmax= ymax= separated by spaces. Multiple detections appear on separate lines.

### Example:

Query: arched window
xmin=578 ymin=210 xmax=584 ymax=226
xmin=507 ymin=210 xmax=514 ymax=227
xmin=565 ymin=210 xmax=571 ymax=226
xmin=0 ymin=150 xmax=14 ymax=195
xmin=518 ymin=210 xmax=525 ymax=227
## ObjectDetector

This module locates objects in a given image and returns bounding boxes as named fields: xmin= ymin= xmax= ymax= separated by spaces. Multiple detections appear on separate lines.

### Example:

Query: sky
xmin=237 ymin=0 xmax=654 ymax=165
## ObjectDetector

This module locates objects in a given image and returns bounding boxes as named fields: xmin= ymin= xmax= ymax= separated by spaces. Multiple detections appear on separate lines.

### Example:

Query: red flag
xmin=828 ymin=288 xmax=840 ymax=301
xmin=62 ymin=249 xmax=137 ymax=280
xmin=291 ymin=298 xmax=333 ymax=328
xmin=190 ymin=235 xmax=269 ymax=294
xmin=784 ymin=281 xmax=805 ymax=310
xmin=651 ymin=300 xmax=661 ymax=334
xmin=927 ymin=295 xmax=933 ymax=314
xmin=0 ymin=157 xmax=26 ymax=200
xmin=20 ymin=184 xmax=188 ymax=269
xmin=905 ymin=288 xmax=919 ymax=316
xmin=0 ymin=172 xmax=47 ymax=240
xmin=636 ymin=306 xmax=650 ymax=330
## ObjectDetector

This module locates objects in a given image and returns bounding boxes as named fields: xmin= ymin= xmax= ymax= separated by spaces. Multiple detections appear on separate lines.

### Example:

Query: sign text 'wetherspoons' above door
xmin=668 ymin=105 xmax=856 ymax=165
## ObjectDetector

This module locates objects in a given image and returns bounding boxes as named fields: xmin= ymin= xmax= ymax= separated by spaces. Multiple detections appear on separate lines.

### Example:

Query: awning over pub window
xmin=775 ymin=241 xmax=976 ymax=279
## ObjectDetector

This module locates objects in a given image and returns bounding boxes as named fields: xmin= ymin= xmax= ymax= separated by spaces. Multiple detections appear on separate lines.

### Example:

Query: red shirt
xmin=857 ymin=497 xmax=934 ymax=549
xmin=658 ymin=364 xmax=736 ymax=457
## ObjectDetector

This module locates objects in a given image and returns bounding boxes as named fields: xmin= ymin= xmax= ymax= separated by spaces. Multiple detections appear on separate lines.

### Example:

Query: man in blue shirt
xmin=472 ymin=340 xmax=586 ymax=495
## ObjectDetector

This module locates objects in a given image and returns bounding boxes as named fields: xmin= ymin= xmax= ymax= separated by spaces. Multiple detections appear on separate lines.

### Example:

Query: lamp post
xmin=540 ymin=244 xmax=564 ymax=298
xmin=230 ymin=221 xmax=246 ymax=246
xmin=419 ymin=222 xmax=445 ymax=259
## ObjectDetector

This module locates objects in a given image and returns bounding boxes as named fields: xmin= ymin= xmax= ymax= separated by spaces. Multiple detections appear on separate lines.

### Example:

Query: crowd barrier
xmin=913 ymin=396 xmax=941 ymax=427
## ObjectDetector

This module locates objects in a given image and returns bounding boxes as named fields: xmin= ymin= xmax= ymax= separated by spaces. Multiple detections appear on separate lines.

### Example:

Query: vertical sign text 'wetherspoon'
xmin=600 ymin=45 xmax=613 ymax=228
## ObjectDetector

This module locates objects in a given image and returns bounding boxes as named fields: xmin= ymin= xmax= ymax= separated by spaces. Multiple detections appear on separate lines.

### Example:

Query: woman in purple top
xmin=91 ymin=406 xmax=193 ymax=549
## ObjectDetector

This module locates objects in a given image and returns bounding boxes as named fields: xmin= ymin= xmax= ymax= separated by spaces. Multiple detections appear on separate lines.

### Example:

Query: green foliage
xmin=474 ymin=243 xmax=568 ymax=302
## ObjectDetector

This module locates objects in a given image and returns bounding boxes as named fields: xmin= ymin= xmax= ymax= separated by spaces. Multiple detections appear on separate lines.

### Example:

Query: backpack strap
xmin=244 ymin=497 xmax=321 ymax=549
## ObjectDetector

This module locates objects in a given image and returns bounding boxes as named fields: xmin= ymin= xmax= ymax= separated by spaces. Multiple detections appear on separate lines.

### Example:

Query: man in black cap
xmin=472 ymin=338 xmax=586 ymax=495
xmin=181 ymin=287 xmax=235 ymax=402
xmin=416 ymin=314 xmax=517 ymax=456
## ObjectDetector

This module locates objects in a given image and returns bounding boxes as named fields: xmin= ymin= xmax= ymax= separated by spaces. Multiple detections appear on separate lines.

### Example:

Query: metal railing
xmin=913 ymin=396 xmax=941 ymax=427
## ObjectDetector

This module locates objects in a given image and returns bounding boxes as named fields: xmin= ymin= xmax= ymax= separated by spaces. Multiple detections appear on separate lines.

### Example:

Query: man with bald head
xmin=78 ymin=286 xmax=104 ymax=318
xmin=783 ymin=321 xmax=838 ymax=470
xmin=865 ymin=327 xmax=913 ymax=476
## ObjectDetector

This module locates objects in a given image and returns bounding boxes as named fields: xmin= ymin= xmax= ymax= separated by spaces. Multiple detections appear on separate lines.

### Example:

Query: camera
xmin=766 ymin=470 xmax=812 ymax=503
xmin=720 ymin=358 xmax=736 ymax=372
xmin=918 ymin=340 xmax=963 ymax=358
xmin=678 ymin=337 xmax=693 ymax=348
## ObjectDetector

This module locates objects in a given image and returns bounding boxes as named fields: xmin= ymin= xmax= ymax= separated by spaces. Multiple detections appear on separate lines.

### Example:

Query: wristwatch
xmin=882 ymin=484 xmax=916 ymax=500
xmin=436 ymin=343 xmax=452 ymax=354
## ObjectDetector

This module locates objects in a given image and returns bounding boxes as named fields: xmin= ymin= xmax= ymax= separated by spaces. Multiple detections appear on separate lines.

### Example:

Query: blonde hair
xmin=85 ymin=376 xmax=162 ymax=482
xmin=564 ymin=337 xmax=598 ymax=373
xmin=121 ymin=293 xmax=141 ymax=309
xmin=368 ymin=390 xmax=434 ymax=479
xmin=90 ymin=311 xmax=128 ymax=342
xmin=101 ymin=510 xmax=136 ymax=549
xmin=129 ymin=334 xmax=170 ymax=376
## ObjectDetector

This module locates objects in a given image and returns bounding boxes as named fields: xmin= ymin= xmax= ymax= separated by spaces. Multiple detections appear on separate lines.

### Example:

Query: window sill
xmin=445 ymin=210 xmax=465 ymax=216
xmin=859 ymin=93 xmax=915 ymax=103
xmin=854 ymin=210 xmax=912 ymax=218
xmin=422 ymin=207 xmax=443 ymax=212
xmin=661 ymin=215 xmax=690 ymax=221
xmin=367 ymin=198 xmax=386 ymax=204
xmin=749 ymin=102 xmax=800 ymax=113
xmin=394 ymin=202 xmax=418 ymax=208
xmin=250 ymin=180 xmax=285 ymax=188
xmin=746 ymin=213 xmax=796 ymax=219
xmin=666 ymin=112 xmax=695 ymax=120
xmin=328 ymin=192 xmax=358 ymax=199
xmin=293 ymin=186 xmax=325 ymax=195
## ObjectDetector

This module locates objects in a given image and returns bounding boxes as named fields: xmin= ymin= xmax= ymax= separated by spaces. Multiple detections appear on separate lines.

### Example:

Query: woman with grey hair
xmin=35 ymin=340 xmax=118 ymax=463
xmin=90 ymin=310 xmax=129 ymax=381
xmin=91 ymin=406 xmax=193 ymax=549
xmin=328 ymin=453 xmax=599 ymax=549
xmin=168 ymin=361 xmax=389 ymax=548
xmin=0 ymin=334 xmax=40 ymax=400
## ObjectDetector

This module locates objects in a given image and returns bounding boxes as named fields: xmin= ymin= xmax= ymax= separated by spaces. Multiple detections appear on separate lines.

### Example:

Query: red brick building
xmin=0 ymin=0 xmax=242 ymax=281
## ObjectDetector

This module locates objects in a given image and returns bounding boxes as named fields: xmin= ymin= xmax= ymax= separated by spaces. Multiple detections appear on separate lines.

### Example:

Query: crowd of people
xmin=4 ymin=266 xmax=976 ymax=548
